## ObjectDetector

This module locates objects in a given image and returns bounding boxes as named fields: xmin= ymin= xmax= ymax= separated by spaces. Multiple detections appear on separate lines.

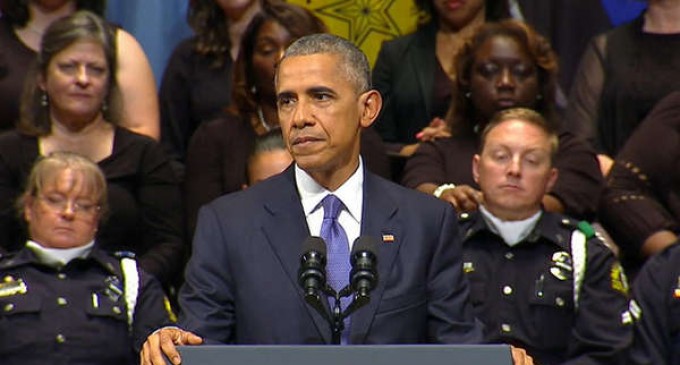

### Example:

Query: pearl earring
xmin=41 ymin=91 xmax=48 ymax=107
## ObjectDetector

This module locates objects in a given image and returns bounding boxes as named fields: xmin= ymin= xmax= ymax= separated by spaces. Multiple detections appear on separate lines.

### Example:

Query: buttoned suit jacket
xmin=178 ymin=166 xmax=483 ymax=345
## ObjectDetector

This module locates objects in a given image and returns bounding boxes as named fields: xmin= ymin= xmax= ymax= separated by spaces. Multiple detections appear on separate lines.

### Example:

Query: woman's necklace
xmin=257 ymin=107 xmax=273 ymax=132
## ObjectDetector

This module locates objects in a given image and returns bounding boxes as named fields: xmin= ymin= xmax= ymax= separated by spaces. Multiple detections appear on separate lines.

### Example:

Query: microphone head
xmin=350 ymin=236 xmax=378 ymax=294
xmin=302 ymin=236 xmax=327 ymax=257
xmin=351 ymin=236 xmax=377 ymax=261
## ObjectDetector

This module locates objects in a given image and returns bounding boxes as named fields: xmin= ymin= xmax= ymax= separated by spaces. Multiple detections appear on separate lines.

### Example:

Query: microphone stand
xmin=323 ymin=285 xmax=371 ymax=345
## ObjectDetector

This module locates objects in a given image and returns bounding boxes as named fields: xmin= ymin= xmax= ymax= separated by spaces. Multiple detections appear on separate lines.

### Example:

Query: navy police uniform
xmin=459 ymin=211 xmax=634 ymax=365
xmin=631 ymin=243 xmax=680 ymax=365
xmin=0 ymin=246 xmax=174 ymax=365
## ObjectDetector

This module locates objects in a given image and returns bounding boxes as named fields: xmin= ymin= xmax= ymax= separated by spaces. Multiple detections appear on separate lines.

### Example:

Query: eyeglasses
xmin=38 ymin=194 xmax=100 ymax=217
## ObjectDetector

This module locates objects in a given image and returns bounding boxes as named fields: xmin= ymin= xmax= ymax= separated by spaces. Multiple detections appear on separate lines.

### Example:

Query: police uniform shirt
xmin=459 ymin=211 xmax=634 ymax=365
xmin=0 ymin=245 xmax=173 ymax=365
xmin=631 ymin=243 xmax=680 ymax=365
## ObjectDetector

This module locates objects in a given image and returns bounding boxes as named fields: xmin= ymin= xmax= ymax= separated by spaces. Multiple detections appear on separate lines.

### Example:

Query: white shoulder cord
xmin=120 ymin=257 xmax=140 ymax=330
xmin=570 ymin=230 xmax=587 ymax=310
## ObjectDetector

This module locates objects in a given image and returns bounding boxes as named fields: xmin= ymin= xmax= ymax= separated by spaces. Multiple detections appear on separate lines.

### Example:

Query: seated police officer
xmin=630 ymin=241 xmax=680 ymax=365
xmin=0 ymin=152 xmax=173 ymax=365
xmin=458 ymin=107 xmax=634 ymax=365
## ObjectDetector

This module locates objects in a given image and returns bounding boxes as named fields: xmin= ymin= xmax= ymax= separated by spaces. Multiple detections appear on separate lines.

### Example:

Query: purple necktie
xmin=320 ymin=194 xmax=350 ymax=344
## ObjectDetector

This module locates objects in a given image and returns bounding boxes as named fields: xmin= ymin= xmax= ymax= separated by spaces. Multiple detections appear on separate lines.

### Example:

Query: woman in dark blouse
xmin=599 ymin=91 xmax=680 ymax=274
xmin=565 ymin=0 xmax=680 ymax=175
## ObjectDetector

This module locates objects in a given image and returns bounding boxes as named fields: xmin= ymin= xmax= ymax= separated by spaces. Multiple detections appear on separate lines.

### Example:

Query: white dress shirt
xmin=295 ymin=159 xmax=364 ymax=250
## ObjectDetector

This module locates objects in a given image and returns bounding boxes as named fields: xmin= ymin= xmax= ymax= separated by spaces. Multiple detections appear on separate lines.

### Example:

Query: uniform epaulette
xmin=576 ymin=221 xmax=596 ymax=239
xmin=114 ymin=251 xmax=136 ymax=259
xmin=559 ymin=218 xmax=596 ymax=239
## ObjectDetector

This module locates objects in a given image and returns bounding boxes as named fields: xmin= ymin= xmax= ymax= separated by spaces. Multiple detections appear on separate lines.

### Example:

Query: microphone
xmin=298 ymin=237 xmax=328 ymax=305
xmin=349 ymin=236 xmax=378 ymax=300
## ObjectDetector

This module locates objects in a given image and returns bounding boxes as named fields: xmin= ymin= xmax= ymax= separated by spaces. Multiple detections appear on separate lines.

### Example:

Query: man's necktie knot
xmin=322 ymin=194 xmax=344 ymax=221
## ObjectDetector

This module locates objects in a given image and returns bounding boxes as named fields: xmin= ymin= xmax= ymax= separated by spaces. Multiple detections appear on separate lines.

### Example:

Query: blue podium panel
xmin=179 ymin=344 xmax=512 ymax=365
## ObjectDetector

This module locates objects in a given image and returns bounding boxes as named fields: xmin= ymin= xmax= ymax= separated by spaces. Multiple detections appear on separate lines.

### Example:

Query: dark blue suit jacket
xmin=178 ymin=166 xmax=483 ymax=344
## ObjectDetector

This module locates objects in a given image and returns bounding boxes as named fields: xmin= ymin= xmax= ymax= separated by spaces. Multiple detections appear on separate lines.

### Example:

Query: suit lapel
xmin=260 ymin=168 xmax=332 ymax=343
xmin=351 ymin=173 xmax=402 ymax=343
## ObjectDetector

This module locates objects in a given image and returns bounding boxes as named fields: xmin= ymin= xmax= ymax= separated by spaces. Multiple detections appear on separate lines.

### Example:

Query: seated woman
xmin=0 ymin=151 xmax=173 ymax=365
xmin=401 ymin=19 xmax=603 ymax=220
xmin=565 ymin=0 xmax=680 ymax=175
xmin=0 ymin=0 xmax=159 ymax=138
xmin=184 ymin=1 xmax=390 ymax=234
xmin=0 ymin=11 xmax=184 ymax=287
xmin=159 ymin=0 xmax=262 ymax=165
xmin=599 ymin=91 xmax=680 ymax=274
xmin=372 ymin=0 xmax=509 ymax=155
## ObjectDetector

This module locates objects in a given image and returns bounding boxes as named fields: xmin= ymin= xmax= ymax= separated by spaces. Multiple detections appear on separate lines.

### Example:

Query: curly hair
xmin=229 ymin=0 xmax=326 ymax=115
xmin=17 ymin=10 xmax=123 ymax=136
xmin=187 ymin=0 xmax=244 ymax=68
xmin=448 ymin=19 xmax=559 ymax=136
xmin=0 ymin=0 xmax=106 ymax=26
xmin=414 ymin=0 xmax=509 ymax=26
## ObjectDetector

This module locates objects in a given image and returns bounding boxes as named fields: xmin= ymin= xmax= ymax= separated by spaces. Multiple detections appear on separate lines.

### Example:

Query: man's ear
xmin=472 ymin=154 xmax=481 ymax=184
xmin=359 ymin=90 xmax=382 ymax=128
xmin=23 ymin=196 xmax=34 ymax=224
xmin=546 ymin=167 xmax=559 ymax=192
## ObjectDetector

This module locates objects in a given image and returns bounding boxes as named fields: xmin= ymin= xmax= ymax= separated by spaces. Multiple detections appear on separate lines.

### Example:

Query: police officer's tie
xmin=320 ymin=194 xmax=350 ymax=344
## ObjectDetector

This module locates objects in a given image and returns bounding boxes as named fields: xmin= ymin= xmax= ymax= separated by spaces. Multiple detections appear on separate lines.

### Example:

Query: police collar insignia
xmin=0 ymin=275 xmax=28 ymax=297
xmin=549 ymin=251 xmax=573 ymax=281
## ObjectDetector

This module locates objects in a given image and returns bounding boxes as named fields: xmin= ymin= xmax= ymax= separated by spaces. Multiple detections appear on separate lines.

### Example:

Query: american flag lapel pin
xmin=382 ymin=233 xmax=395 ymax=243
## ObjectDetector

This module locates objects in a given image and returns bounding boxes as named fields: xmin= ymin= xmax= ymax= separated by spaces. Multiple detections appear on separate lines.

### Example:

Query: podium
xmin=178 ymin=344 xmax=512 ymax=365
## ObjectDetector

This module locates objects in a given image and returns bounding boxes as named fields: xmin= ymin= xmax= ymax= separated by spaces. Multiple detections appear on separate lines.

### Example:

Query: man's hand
xmin=438 ymin=185 xmax=483 ymax=212
xmin=140 ymin=327 xmax=203 ymax=365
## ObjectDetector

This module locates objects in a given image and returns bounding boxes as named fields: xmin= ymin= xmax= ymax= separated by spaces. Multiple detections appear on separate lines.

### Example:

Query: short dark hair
xmin=279 ymin=33 xmax=371 ymax=94
xmin=17 ymin=10 xmax=122 ymax=136
xmin=249 ymin=129 xmax=287 ymax=159
xmin=480 ymin=107 xmax=559 ymax=163
xmin=448 ymin=19 xmax=559 ymax=136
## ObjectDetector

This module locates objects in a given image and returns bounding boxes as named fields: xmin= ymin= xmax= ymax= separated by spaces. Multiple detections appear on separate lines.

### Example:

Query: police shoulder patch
xmin=610 ymin=262 xmax=629 ymax=295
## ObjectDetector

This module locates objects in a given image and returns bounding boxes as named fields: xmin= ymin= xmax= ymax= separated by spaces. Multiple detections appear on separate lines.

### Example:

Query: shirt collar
xmin=479 ymin=206 xmax=542 ymax=247
xmin=295 ymin=158 xmax=364 ymax=223
xmin=26 ymin=240 xmax=95 ymax=268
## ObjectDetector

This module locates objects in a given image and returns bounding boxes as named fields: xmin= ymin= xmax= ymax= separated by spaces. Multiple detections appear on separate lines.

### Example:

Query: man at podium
xmin=141 ymin=33 xmax=533 ymax=365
